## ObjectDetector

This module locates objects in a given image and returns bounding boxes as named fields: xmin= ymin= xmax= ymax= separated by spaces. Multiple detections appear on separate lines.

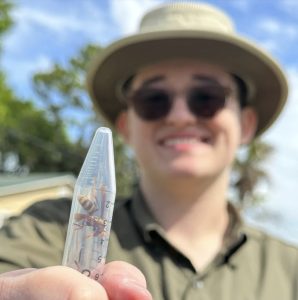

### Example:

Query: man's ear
xmin=115 ymin=111 xmax=130 ymax=144
xmin=240 ymin=107 xmax=258 ymax=144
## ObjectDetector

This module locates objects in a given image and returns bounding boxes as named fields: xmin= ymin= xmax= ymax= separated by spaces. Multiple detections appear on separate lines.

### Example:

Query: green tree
xmin=231 ymin=139 xmax=274 ymax=211
xmin=32 ymin=44 xmax=137 ymax=197
xmin=0 ymin=0 xmax=13 ymax=42
xmin=0 ymin=1 xmax=83 ymax=174
xmin=33 ymin=45 xmax=100 ymax=144
xmin=0 ymin=73 xmax=83 ymax=173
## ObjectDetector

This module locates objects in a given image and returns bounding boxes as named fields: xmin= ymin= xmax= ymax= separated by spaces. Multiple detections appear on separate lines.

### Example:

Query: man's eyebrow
xmin=192 ymin=75 xmax=221 ymax=85
xmin=138 ymin=76 xmax=165 ymax=88
xmin=123 ymin=75 xmax=164 ymax=96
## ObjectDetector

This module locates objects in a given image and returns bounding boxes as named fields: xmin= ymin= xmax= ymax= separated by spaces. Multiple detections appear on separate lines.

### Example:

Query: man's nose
xmin=164 ymin=96 xmax=197 ymax=125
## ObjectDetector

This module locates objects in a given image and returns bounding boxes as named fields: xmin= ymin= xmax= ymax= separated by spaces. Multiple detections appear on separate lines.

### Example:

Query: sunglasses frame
xmin=125 ymin=83 xmax=233 ymax=121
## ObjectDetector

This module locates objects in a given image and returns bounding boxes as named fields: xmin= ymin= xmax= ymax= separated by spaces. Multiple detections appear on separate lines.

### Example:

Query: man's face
xmin=117 ymin=59 xmax=257 ymax=184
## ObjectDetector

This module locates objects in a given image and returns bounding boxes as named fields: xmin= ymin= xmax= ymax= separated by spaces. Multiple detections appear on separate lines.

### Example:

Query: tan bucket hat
xmin=87 ymin=2 xmax=288 ymax=136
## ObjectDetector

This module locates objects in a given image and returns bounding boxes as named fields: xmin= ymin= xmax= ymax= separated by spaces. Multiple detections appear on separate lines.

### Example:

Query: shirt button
xmin=194 ymin=280 xmax=204 ymax=289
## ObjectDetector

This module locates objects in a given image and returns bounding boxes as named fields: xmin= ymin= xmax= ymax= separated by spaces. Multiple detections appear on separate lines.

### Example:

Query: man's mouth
xmin=159 ymin=135 xmax=212 ymax=148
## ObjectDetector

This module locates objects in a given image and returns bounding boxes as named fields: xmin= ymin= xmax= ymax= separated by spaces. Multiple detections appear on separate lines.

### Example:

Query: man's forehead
xmin=134 ymin=75 xmax=226 ymax=88
xmin=131 ymin=59 xmax=235 ymax=89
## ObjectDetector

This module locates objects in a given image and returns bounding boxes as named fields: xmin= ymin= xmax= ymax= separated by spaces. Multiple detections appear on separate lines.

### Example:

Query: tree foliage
xmin=0 ymin=73 xmax=83 ymax=173
xmin=231 ymin=139 xmax=274 ymax=210
xmin=32 ymin=45 xmax=137 ymax=197
xmin=0 ymin=0 xmax=13 ymax=41
xmin=33 ymin=45 xmax=100 ymax=144
xmin=0 ymin=2 xmax=86 ymax=175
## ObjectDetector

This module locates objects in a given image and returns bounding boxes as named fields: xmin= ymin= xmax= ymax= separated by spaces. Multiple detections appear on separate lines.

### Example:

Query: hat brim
xmin=87 ymin=30 xmax=288 ymax=136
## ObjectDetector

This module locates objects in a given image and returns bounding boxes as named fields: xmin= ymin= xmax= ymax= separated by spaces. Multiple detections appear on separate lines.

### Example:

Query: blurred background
xmin=0 ymin=0 xmax=297 ymax=244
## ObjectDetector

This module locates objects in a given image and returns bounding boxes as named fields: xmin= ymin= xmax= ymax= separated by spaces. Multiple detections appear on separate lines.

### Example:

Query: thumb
xmin=99 ymin=261 xmax=152 ymax=300
xmin=0 ymin=266 xmax=108 ymax=300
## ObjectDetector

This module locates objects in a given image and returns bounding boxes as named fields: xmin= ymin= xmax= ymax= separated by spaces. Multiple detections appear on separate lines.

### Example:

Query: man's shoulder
xmin=18 ymin=195 xmax=131 ymax=225
xmin=22 ymin=197 xmax=72 ymax=224
xmin=244 ymin=224 xmax=297 ymax=247
xmin=242 ymin=224 xmax=298 ymax=259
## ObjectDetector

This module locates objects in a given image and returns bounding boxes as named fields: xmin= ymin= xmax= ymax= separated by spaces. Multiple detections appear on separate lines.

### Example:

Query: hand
xmin=0 ymin=261 xmax=152 ymax=300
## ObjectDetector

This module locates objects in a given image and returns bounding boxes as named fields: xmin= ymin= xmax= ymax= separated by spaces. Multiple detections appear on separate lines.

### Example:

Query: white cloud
xmin=6 ymin=2 xmax=109 ymax=51
xmin=5 ymin=54 xmax=52 ymax=79
xmin=12 ymin=7 xmax=83 ymax=33
xmin=257 ymin=39 xmax=279 ymax=54
xmin=229 ymin=0 xmax=251 ymax=11
xmin=2 ymin=54 xmax=52 ymax=98
xmin=2 ymin=1 xmax=111 ymax=96
xmin=279 ymin=0 xmax=298 ymax=17
xmin=264 ymin=67 xmax=298 ymax=147
xmin=288 ymin=67 xmax=298 ymax=102
xmin=258 ymin=18 xmax=298 ymax=39
xmin=262 ymin=67 xmax=298 ymax=226
xmin=258 ymin=18 xmax=280 ymax=34
xmin=255 ymin=18 xmax=298 ymax=56
xmin=110 ymin=0 xmax=163 ymax=35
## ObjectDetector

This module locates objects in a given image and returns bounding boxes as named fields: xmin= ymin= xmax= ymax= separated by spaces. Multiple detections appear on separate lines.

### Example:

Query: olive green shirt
xmin=0 ymin=188 xmax=297 ymax=299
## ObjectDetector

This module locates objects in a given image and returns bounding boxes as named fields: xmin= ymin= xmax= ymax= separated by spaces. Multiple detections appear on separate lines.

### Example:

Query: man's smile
xmin=158 ymin=132 xmax=212 ymax=152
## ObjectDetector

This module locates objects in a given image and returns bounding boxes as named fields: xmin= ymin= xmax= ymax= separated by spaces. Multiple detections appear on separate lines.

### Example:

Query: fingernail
xmin=122 ymin=278 xmax=153 ymax=300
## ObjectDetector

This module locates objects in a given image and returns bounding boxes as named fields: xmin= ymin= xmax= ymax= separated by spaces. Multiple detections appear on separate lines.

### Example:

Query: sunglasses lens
xmin=130 ymin=89 xmax=171 ymax=120
xmin=189 ymin=86 xmax=226 ymax=118
xmin=127 ymin=85 xmax=227 ymax=121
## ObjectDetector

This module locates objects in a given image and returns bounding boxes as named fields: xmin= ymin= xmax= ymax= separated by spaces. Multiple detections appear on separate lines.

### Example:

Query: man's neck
xmin=139 ymin=171 xmax=230 ymax=271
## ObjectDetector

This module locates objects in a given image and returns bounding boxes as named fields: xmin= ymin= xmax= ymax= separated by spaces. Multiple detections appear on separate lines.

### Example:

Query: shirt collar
xmin=131 ymin=185 xmax=247 ymax=259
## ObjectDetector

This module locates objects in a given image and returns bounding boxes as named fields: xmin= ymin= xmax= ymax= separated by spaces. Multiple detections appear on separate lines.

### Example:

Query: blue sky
xmin=2 ymin=0 xmax=298 ymax=243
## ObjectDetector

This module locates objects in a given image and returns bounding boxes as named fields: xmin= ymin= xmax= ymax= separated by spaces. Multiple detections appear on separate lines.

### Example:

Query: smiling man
xmin=0 ymin=2 xmax=297 ymax=300
xmin=112 ymin=58 xmax=257 ymax=273
xmin=86 ymin=2 xmax=296 ymax=298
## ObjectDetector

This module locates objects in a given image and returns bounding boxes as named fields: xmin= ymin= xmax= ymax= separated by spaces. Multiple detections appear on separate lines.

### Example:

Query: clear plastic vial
xmin=62 ymin=127 xmax=116 ymax=280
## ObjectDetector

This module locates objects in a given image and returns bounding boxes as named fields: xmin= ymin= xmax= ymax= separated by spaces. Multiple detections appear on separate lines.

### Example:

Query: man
xmin=0 ymin=2 xmax=297 ymax=299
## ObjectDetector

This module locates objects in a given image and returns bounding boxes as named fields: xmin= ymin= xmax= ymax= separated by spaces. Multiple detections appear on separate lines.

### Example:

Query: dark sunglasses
xmin=126 ymin=84 xmax=231 ymax=121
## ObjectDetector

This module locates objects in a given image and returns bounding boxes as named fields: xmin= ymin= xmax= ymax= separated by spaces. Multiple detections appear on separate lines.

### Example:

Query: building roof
xmin=0 ymin=173 xmax=76 ymax=196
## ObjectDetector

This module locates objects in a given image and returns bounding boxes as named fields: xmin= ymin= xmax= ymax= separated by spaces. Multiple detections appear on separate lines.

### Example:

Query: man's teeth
xmin=163 ymin=136 xmax=211 ymax=146
xmin=164 ymin=137 xmax=198 ymax=146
